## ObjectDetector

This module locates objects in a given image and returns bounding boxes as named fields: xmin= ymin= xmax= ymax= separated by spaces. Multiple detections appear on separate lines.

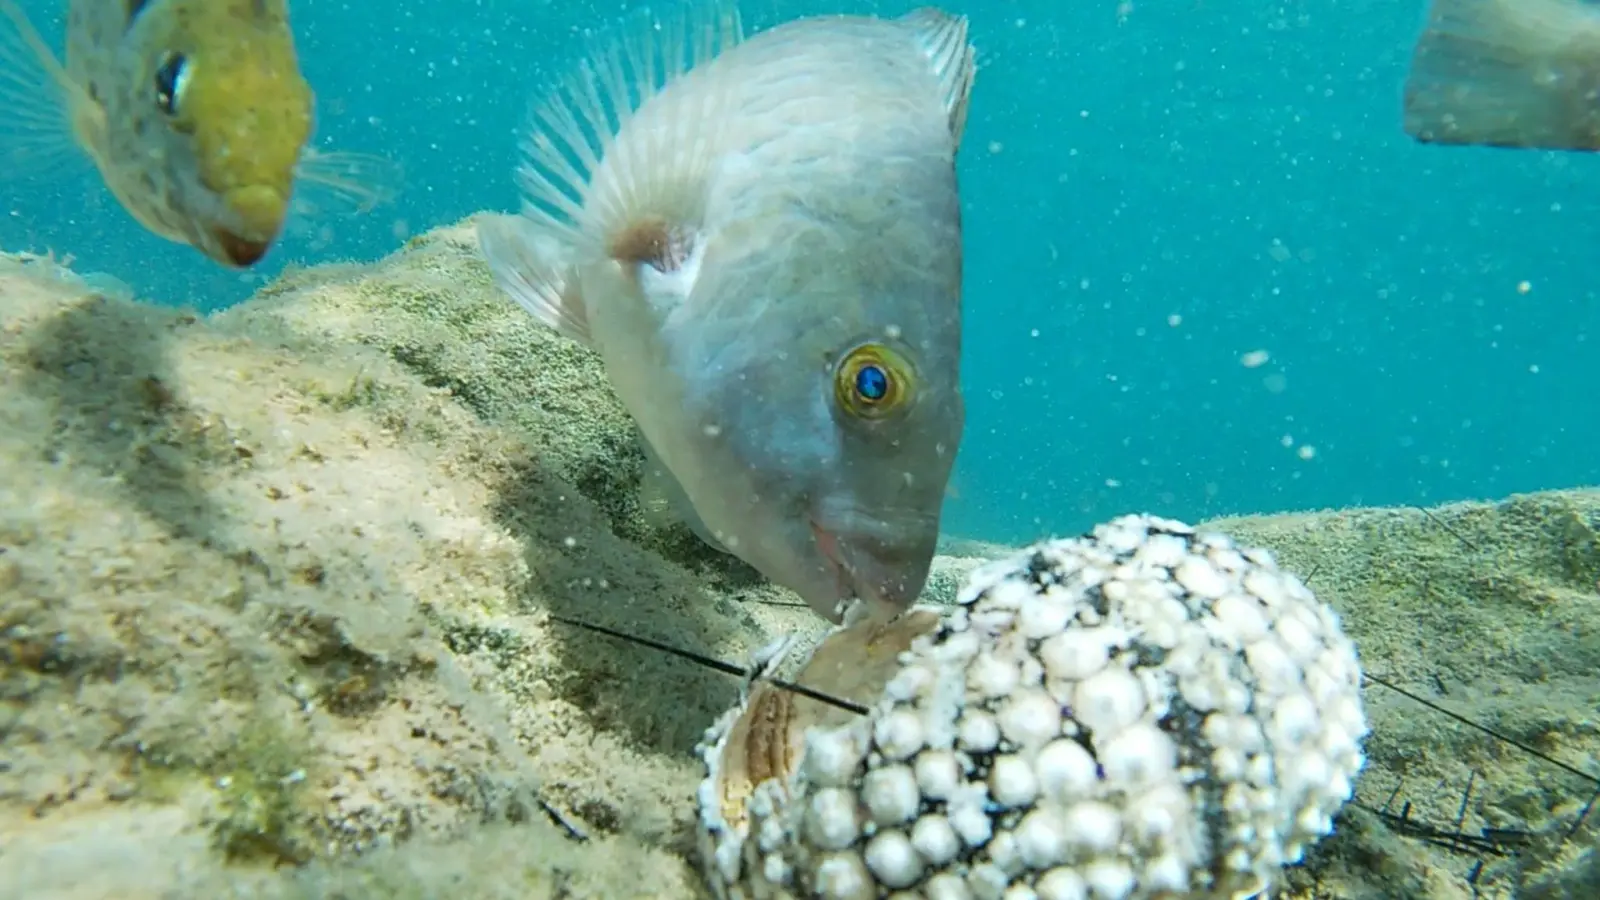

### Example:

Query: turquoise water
xmin=3 ymin=0 xmax=1596 ymax=544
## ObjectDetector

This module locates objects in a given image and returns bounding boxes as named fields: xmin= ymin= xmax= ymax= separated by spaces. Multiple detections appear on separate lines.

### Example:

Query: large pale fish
xmin=1403 ymin=0 xmax=1600 ymax=151
xmin=478 ymin=2 xmax=974 ymax=622
xmin=0 ymin=0 xmax=399 ymax=267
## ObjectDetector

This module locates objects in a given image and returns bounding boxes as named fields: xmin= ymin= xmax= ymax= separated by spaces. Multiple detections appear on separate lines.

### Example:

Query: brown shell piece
xmin=703 ymin=607 xmax=940 ymax=845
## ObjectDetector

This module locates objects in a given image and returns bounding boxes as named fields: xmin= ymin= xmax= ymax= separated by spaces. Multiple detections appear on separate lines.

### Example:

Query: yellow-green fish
xmin=0 ymin=0 xmax=398 ymax=267
xmin=477 ymin=2 xmax=974 ymax=623
xmin=1404 ymin=0 xmax=1600 ymax=151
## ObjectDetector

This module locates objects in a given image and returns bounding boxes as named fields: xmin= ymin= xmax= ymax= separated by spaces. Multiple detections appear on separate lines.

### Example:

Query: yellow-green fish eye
xmin=154 ymin=52 xmax=188 ymax=116
xmin=834 ymin=342 xmax=916 ymax=420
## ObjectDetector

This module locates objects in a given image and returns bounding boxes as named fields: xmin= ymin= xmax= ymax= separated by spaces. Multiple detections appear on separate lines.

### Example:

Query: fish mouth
xmin=211 ymin=229 xmax=272 ymax=267
xmin=811 ymin=522 xmax=854 ymax=617
xmin=212 ymin=185 xmax=289 ymax=267
xmin=811 ymin=518 xmax=931 ymax=621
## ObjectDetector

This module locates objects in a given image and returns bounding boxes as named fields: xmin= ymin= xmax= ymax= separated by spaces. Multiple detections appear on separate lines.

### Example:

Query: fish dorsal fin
xmin=510 ymin=0 xmax=745 ymax=267
xmin=1403 ymin=0 xmax=1600 ymax=150
xmin=0 ymin=0 xmax=98 ymax=174
xmin=899 ymin=7 xmax=977 ymax=147
xmin=638 ymin=428 xmax=731 ymax=555
xmin=476 ymin=212 xmax=593 ymax=346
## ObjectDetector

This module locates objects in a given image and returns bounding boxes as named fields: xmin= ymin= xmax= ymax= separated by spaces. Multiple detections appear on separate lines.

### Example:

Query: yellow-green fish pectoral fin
xmin=291 ymin=149 xmax=403 ymax=218
xmin=0 ymin=0 xmax=93 ymax=176
xmin=476 ymin=211 xmax=593 ymax=347
xmin=638 ymin=430 xmax=731 ymax=555
xmin=1403 ymin=0 xmax=1600 ymax=150
xmin=511 ymin=0 xmax=744 ymax=254
xmin=899 ymin=7 xmax=978 ymax=146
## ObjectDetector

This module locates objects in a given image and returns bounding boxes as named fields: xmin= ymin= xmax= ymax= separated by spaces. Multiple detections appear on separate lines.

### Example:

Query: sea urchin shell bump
xmin=695 ymin=514 xmax=1369 ymax=900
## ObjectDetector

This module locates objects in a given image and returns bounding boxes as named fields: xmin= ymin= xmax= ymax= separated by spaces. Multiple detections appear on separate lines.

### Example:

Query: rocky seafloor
xmin=0 ymin=219 xmax=1594 ymax=898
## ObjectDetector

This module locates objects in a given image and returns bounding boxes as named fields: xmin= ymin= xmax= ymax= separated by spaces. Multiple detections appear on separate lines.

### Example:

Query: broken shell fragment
xmin=695 ymin=514 xmax=1368 ymax=899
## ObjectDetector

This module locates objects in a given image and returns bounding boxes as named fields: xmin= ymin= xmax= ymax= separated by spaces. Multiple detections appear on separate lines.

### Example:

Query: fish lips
xmin=209 ymin=185 xmax=289 ymax=267
xmin=810 ymin=518 xmax=936 ymax=622
xmin=210 ymin=228 xmax=272 ymax=267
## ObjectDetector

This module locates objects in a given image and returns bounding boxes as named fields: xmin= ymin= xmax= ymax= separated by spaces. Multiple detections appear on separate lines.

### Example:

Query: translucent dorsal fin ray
xmin=510 ymin=0 xmax=746 ymax=259
xmin=476 ymin=211 xmax=592 ymax=346
xmin=898 ymin=7 xmax=977 ymax=147
xmin=0 ymin=0 xmax=94 ymax=175
xmin=482 ymin=0 xmax=746 ymax=339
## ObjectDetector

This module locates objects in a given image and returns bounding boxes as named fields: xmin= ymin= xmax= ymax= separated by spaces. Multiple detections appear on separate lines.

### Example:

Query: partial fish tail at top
xmin=1404 ymin=0 xmax=1600 ymax=150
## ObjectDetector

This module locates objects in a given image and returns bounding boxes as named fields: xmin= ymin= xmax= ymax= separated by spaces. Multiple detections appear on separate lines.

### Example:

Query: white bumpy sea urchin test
xmin=696 ymin=514 xmax=1369 ymax=900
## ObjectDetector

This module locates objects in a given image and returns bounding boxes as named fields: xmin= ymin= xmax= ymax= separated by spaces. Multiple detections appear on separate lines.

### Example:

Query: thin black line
xmin=1364 ymin=672 xmax=1600 ymax=788
xmin=547 ymin=614 xmax=869 ymax=715
xmin=1416 ymin=505 xmax=1478 ymax=552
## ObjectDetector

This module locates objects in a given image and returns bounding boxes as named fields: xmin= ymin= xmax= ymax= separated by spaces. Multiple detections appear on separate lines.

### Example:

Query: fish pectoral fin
xmin=638 ymin=431 xmax=731 ymax=555
xmin=1403 ymin=0 xmax=1600 ymax=150
xmin=510 ymin=0 xmax=743 ymax=277
xmin=292 ymin=149 xmax=403 ymax=218
xmin=477 ymin=211 xmax=593 ymax=346
xmin=900 ymin=7 xmax=978 ymax=147
xmin=0 ymin=0 xmax=91 ymax=176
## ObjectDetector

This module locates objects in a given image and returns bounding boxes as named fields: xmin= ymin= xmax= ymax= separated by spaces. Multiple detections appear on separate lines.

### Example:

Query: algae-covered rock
xmin=2 ymin=228 xmax=1596 ymax=900
xmin=0 ymin=253 xmax=542 ymax=888
xmin=225 ymin=220 xmax=637 ymax=526
xmin=221 ymin=219 xmax=756 ymax=581
xmin=0 ymin=246 xmax=813 ymax=898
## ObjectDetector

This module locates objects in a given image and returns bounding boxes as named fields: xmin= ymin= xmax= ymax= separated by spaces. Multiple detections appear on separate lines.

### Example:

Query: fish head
xmin=803 ymin=335 xmax=965 ymax=621
xmin=682 ymin=278 xmax=964 ymax=624
xmin=130 ymin=0 xmax=313 ymax=266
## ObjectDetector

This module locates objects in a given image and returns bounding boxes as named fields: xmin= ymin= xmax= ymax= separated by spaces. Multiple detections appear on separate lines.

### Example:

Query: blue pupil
xmin=854 ymin=364 xmax=889 ymax=402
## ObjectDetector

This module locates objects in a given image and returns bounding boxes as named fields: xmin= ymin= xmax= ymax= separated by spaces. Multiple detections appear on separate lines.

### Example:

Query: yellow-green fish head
xmin=130 ymin=0 xmax=313 ymax=265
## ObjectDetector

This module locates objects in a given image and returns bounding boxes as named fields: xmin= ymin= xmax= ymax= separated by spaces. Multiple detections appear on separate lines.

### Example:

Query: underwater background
xmin=3 ymin=0 xmax=1596 ymax=543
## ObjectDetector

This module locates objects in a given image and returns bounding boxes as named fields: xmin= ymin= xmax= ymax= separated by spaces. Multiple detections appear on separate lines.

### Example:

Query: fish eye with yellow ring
xmin=833 ymin=341 xmax=917 ymax=421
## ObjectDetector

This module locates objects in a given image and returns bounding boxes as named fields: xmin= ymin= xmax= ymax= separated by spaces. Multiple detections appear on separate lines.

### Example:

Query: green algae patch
xmin=206 ymin=720 xmax=319 ymax=864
